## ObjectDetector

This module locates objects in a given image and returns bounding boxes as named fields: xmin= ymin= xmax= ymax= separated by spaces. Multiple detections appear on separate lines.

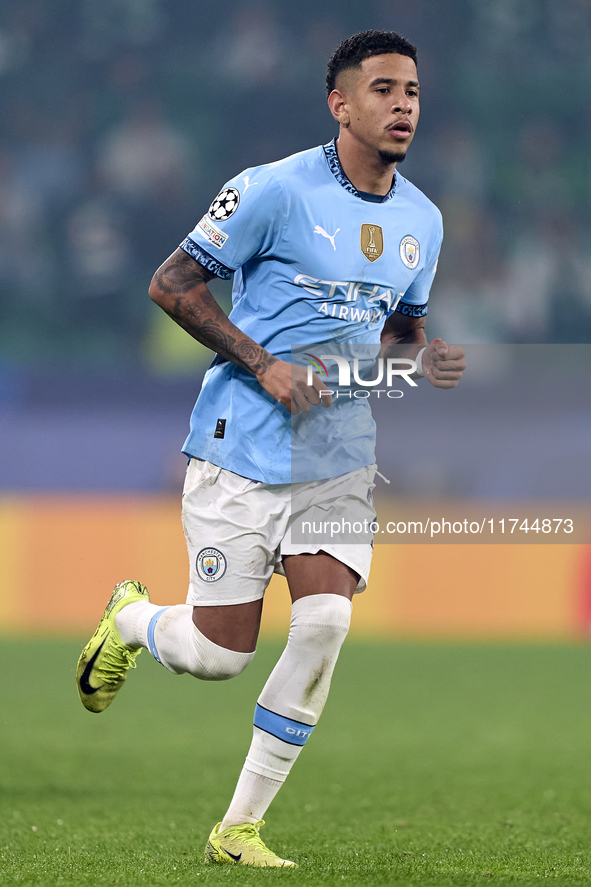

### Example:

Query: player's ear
xmin=328 ymin=89 xmax=350 ymax=126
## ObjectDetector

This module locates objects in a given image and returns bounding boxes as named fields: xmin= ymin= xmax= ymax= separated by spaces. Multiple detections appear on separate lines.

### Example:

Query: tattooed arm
xmin=149 ymin=248 xmax=277 ymax=376
xmin=149 ymin=248 xmax=331 ymax=414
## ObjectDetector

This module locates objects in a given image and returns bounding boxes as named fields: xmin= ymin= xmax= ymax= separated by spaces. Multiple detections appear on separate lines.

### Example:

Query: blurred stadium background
xmin=1 ymin=0 xmax=590 ymax=638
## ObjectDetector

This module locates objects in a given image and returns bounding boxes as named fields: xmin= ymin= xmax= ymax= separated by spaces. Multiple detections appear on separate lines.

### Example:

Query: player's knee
xmin=202 ymin=645 xmax=255 ymax=681
xmin=187 ymin=626 xmax=255 ymax=681
xmin=290 ymin=594 xmax=352 ymax=652
xmin=296 ymin=620 xmax=350 ymax=653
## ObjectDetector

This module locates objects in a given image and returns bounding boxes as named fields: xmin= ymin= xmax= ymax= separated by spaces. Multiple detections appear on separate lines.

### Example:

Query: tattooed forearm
xmin=150 ymin=250 xmax=277 ymax=378
xmin=189 ymin=319 xmax=278 ymax=376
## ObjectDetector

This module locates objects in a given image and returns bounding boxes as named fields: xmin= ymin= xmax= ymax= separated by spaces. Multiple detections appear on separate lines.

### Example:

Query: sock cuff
xmin=243 ymin=726 xmax=302 ymax=781
xmin=244 ymin=758 xmax=289 ymax=783
xmin=290 ymin=593 xmax=352 ymax=630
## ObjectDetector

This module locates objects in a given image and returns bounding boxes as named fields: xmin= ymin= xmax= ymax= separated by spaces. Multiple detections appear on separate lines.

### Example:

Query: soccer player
xmin=77 ymin=30 xmax=466 ymax=867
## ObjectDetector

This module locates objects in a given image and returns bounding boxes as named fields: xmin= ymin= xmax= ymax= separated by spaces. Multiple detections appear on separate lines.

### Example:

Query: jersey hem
xmin=181 ymin=449 xmax=376 ymax=486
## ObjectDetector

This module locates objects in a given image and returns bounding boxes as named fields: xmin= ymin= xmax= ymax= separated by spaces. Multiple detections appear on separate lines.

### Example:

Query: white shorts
xmin=182 ymin=458 xmax=377 ymax=606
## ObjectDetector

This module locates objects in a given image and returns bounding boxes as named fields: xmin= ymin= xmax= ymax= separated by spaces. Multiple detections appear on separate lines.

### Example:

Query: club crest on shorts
xmin=208 ymin=187 xmax=240 ymax=221
xmin=360 ymin=223 xmax=383 ymax=262
xmin=400 ymin=235 xmax=420 ymax=269
xmin=196 ymin=547 xmax=227 ymax=582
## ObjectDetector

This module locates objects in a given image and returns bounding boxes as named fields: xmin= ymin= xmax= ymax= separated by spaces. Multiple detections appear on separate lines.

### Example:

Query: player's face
xmin=341 ymin=54 xmax=420 ymax=163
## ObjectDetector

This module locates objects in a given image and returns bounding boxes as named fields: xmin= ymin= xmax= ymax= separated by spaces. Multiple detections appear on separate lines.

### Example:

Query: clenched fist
xmin=421 ymin=339 xmax=466 ymax=389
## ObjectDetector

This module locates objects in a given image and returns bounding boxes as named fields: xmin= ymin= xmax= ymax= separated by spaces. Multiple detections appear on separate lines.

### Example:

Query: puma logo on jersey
xmin=314 ymin=225 xmax=340 ymax=251
xmin=242 ymin=176 xmax=258 ymax=192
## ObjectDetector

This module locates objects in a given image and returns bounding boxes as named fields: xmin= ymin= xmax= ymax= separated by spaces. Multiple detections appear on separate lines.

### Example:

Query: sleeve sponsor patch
xmin=197 ymin=215 xmax=228 ymax=249
xmin=208 ymin=186 xmax=240 ymax=221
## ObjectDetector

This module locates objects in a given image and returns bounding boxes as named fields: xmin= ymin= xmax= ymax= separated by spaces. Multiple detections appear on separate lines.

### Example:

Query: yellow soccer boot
xmin=76 ymin=580 xmax=149 ymax=713
xmin=204 ymin=820 xmax=297 ymax=868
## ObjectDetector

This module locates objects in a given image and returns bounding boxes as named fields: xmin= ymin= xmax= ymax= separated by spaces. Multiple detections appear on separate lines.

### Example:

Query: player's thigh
xmin=182 ymin=459 xmax=289 ymax=644
xmin=192 ymin=599 xmax=263 ymax=653
xmin=283 ymin=551 xmax=358 ymax=602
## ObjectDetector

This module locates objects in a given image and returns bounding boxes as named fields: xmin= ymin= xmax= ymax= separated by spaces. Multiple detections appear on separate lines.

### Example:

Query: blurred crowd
xmin=1 ymin=0 xmax=591 ymax=373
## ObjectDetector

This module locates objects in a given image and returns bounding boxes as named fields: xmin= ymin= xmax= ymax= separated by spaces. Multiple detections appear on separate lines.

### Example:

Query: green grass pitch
xmin=2 ymin=638 xmax=591 ymax=885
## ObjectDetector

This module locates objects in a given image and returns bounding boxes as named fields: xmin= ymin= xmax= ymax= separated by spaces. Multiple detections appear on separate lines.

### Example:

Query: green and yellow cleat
xmin=204 ymin=821 xmax=297 ymax=868
xmin=76 ymin=580 xmax=149 ymax=713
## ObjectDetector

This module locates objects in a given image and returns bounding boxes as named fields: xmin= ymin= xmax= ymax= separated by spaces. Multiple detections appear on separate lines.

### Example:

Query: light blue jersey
xmin=180 ymin=140 xmax=442 ymax=483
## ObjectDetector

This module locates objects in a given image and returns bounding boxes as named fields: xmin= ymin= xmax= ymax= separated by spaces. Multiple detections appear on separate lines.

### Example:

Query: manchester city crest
xmin=196 ymin=547 xmax=227 ymax=582
xmin=400 ymin=235 xmax=420 ymax=269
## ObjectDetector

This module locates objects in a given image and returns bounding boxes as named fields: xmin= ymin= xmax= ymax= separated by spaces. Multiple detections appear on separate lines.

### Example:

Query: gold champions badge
xmin=360 ymin=224 xmax=383 ymax=262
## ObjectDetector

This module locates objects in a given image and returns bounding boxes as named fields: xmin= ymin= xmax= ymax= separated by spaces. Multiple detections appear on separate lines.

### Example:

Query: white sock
xmin=115 ymin=602 xmax=254 ymax=679
xmin=220 ymin=593 xmax=351 ymax=829
xmin=115 ymin=600 xmax=158 ymax=648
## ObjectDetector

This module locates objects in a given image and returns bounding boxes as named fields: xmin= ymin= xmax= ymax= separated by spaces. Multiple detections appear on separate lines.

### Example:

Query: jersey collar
xmin=323 ymin=138 xmax=397 ymax=202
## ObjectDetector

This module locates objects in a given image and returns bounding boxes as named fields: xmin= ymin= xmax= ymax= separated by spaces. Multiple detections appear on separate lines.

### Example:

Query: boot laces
xmin=221 ymin=821 xmax=274 ymax=854
xmin=100 ymin=637 xmax=139 ymax=684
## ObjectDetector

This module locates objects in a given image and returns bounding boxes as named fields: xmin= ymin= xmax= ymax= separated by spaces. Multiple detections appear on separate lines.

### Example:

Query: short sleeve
xmin=394 ymin=214 xmax=443 ymax=318
xmin=180 ymin=170 xmax=285 ymax=279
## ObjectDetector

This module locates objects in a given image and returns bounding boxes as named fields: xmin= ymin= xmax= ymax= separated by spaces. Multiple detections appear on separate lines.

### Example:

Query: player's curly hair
xmin=326 ymin=29 xmax=417 ymax=96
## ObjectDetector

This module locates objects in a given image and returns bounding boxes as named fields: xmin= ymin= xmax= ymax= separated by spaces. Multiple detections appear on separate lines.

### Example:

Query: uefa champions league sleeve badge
xmin=208 ymin=188 xmax=240 ymax=221
xmin=196 ymin=547 xmax=228 ymax=582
